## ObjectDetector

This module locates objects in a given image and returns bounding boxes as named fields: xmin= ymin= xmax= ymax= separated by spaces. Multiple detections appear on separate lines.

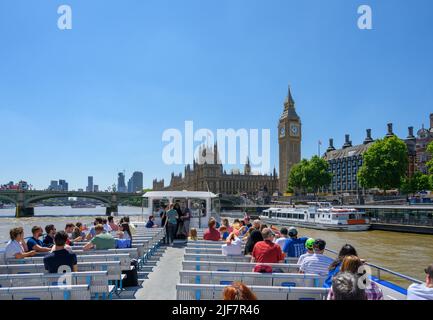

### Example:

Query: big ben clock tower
xmin=278 ymin=85 xmax=301 ymax=193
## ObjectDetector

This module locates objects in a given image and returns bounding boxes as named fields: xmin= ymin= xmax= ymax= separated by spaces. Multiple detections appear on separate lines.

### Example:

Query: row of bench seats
xmin=0 ymin=226 xmax=165 ymax=300
xmin=177 ymin=230 xmax=329 ymax=300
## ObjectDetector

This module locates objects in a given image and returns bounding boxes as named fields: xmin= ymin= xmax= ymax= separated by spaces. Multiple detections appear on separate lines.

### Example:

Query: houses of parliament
xmin=152 ymin=86 xmax=302 ymax=196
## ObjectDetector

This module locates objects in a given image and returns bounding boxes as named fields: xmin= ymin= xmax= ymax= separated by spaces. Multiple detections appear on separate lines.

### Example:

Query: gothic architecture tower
xmin=278 ymin=86 xmax=302 ymax=193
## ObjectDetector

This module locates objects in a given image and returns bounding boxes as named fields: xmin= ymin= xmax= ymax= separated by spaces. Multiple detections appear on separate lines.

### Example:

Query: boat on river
xmin=260 ymin=202 xmax=371 ymax=231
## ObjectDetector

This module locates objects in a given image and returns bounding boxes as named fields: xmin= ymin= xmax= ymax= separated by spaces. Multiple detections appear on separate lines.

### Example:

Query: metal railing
xmin=325 ymin=248 xmax=423 ymax=285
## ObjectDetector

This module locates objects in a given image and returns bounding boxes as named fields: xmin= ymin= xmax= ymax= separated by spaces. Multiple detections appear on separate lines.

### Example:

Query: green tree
xmin=401 ymin=172 xmax=432 ymax=195
xmin=358 ymin=136 xmax=408 ymax=192
xmin=287 ymin=156 xmax=332 ymax=195
xmin=304 ymin=156 xmax=333 ymax=195
xmin=287 ymin=159 xmax=308 ymax=194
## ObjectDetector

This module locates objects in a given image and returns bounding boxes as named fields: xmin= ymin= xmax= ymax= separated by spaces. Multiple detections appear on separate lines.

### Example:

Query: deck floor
xmin=135 ymin=242 xmax=186 ymax=300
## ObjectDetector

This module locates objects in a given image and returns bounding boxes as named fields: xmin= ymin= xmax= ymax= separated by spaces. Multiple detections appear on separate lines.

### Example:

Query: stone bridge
xmin=0 ymin=190 xmax=143 ymax=217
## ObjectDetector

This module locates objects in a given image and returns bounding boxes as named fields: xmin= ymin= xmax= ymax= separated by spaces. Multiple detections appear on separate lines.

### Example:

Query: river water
xmin=0 ymin=206 xmax=432 ymax=287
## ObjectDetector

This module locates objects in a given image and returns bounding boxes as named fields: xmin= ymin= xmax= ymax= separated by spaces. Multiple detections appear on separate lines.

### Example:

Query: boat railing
xmin=325 ymin=248 xmax=423 ymax=286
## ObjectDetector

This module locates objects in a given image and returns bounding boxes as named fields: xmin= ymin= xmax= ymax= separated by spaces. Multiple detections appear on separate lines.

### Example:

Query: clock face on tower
xmin=280 ymin=126 xmax=286 ymax=137
xmin=290 ymin=123 xmax=299 ymax=136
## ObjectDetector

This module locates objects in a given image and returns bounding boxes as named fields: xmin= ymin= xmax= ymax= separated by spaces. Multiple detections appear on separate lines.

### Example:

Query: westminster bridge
xmin=0 ymin=190 xmax=143 ymax=217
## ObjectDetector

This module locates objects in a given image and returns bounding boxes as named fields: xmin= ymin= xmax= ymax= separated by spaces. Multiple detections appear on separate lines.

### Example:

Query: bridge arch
xmin=0 ymin=195 xmax=17 ymax=205
xmin=24 ymin=194 xmax=111 ymax=207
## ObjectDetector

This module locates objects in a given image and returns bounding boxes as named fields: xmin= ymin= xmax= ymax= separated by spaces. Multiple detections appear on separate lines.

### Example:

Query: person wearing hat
xmin=297 ymin=238 xmax=315 ymax=265
xmin=282 ymin=227 xmax=309 ymax=258
xmin=407 ymin=264 xmax=433 ymax=300
xmin=299 ymin=238 xmax=333 ymax=276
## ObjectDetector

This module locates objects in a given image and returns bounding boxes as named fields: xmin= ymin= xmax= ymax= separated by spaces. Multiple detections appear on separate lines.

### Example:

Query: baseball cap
xmin=305 ymin=238 xmax=315 ymax=250
xmin=288 ymin=227 xmax=298 ymax=237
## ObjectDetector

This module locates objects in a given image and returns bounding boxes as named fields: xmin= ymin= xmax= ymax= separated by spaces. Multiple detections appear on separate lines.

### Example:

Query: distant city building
xmin=86 ymin=176 xmax=94 ymax=192
xmin=153 ymin=144 xmax=278 ymax=196
xmin=323 ymin=124 xmax=417 ymax=195
xmin=59 ymin=180 xmax=68 ymax=191
xmin=117 ymin=172 xmax=127 ymax=193
xmin=415 ymin=113 xmax=433 ymax=174
xmin=78 ymin=188 xmax=84 ymax=192
xmin=128 ymin=171 xmax=143 ymax=193
xmin=93 ymin=185 xmax=99 ymax=192
xmin=48 ymin=179 xmax=68 ymax=191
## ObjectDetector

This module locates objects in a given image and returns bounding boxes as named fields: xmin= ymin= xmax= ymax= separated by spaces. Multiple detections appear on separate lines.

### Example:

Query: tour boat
xmin=260 ymin=202 xmax=371 ymax=231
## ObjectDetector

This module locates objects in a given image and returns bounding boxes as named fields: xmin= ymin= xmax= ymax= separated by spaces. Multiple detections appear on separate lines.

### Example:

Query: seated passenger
xmin=299 ymin=239 xmax=333 ymax=276
xmin=324 ymin=244 xmax=358 ymax=288
xmin=251 ymin=228 xmax=285 ymax=264
xmin=146 ymin=215 xmax=158 ymax=228
xmin=85 ymin=217 xmax=104 ymax=241
xmin=43 ymin=224 xmax=56 ymax=247
xmin=108 ymin=216 xmax=119 ymax=232
xmin=27 ymin=226 xmax=51 ymax=252
xmin=64 ymin=223 xmax=77 ymax=244
xmin=221 ymin=218 xmax=233 ymax=233
xmin=274 ymin=227 xmax=289 ymax=249
xmin=117 ymin=223 xmax=132 ymax=240
xmin=327 ymin=255 xmax=383 ymax=300
xmin=297 ymin=238 xmax=315 ymax=265
xmin=102 ymin=218 xmax=112 ymax=233
xmin=222 ymin=232 xmax=243 ymax=256
xmin=282 ymin=227 xmax=309 ymax=258
xmin=203 ymin=218 xmax=221 ymax=241
xmin=219 ymin=226 xmax=229 ymax=240
xmin=223 ymin=282 xmax=257 ymax=300
xmin=407 ymin=264 xmax=433 ymax=300
xmin=43 ymin=231 xmax=78 ymax=273
xmin=244 ymin=229 xmax=263 ymax=255
xmin=122 ymin=216 xmax=136 ymax=235
xmin=331 ymin=272 xmax=366 ymax=300
xmin=83 ymin=224 xmax=115 ymax=250
xmin=188 ymin=228 xmax=198 ymax=241
xmin=72 ymin=222 xmax=86 ymax=241
xmin=4 ymin=227 xmax=37 ymax=260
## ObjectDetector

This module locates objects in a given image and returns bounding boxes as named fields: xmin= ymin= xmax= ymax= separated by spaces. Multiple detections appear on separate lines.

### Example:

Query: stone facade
xmin=323 ymin=124 xmax=417 ymax=195
xmin=415 ymin=114 xmax=433 ymax=174
xmin=153 ymin=144 xmax=278 ymax=196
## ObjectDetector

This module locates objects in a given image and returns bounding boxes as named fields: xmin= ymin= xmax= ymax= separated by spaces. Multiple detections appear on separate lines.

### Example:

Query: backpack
xmin=116 ymin=239 xmax=132 ymax=249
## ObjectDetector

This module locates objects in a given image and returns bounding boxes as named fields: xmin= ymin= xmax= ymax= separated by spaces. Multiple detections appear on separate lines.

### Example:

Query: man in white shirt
xmin=300 ymin=239 xmax=333 ymax=276
xmin=407 ymin=264 xmax=433 ymax=300
xmin=274 ymin=227 xmax=289 ymax=249
xmin=297 ymin=238 xmax=315 ymax=265
xmin=222 ymin=233 xmax=243 ymax=256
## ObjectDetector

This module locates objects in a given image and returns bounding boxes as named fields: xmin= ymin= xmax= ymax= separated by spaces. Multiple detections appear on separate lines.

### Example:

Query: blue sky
xmin=1 ymin=0 xmax=433 ymax=190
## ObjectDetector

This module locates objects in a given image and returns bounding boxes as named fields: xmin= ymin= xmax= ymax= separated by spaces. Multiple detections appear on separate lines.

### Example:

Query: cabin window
xmin=310 ymin=214 xmax=315 ymax=219
xmin=349 ymin=214 xmax=356 ymax=219
xmin=142 ymin=197 xmax=149 ymax=208
xmin=299 ymin=214 xmax=304 ymax=220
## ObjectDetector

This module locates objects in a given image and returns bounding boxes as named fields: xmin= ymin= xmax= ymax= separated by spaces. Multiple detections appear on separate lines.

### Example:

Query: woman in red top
xmin=203 ymin=218 xmax=221 ymax=241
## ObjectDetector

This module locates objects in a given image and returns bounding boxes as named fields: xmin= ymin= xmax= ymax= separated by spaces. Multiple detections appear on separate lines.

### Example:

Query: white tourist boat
xmin=260 ymin=202 xmax=371 ymax=231
xmin=141 ymin=191 xmax=221 ymax=229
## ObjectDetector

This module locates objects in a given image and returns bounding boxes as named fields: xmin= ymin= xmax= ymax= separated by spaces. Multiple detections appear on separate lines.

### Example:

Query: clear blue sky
xmin=1 ymin=0 xmax=432 ymax=190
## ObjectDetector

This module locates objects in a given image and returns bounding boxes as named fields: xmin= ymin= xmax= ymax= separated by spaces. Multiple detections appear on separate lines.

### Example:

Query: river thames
xmin=0 ymin=206 xmax=432 ymax=286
